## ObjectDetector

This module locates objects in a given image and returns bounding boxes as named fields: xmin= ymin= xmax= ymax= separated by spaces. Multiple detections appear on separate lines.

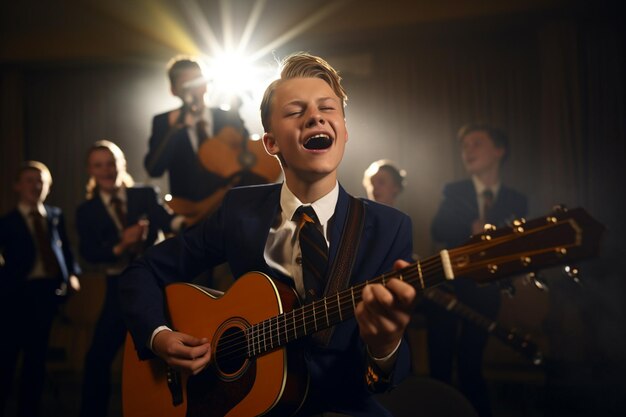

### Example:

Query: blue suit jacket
xmin=0 ymin=205 xmax=80 ymax=293
xmin=431 ymin=179 xmax=528 ymax=248
xmin=144 ymin=107 xmax=263 ymax=202
xmin=75 ymin=186 xmax=175 ymax=265
xmin=119 ymin=183 xmax=414 ymax=417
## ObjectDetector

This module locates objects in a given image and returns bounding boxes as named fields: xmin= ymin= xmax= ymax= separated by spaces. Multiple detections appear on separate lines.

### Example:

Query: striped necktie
xmin=295 ymin=206 xmax=328 ymax=303
xmin=30 ymin=210 xmax=61 ymax=277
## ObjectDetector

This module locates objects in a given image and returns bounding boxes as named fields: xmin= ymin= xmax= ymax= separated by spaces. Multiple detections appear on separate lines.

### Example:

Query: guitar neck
xmin=245 ymin=207 xmax=603 ymax=359
xmin=424 ymin=288 xmax=543 ymax=365
xmin=246 ymin=252 xmax=447 ymax=357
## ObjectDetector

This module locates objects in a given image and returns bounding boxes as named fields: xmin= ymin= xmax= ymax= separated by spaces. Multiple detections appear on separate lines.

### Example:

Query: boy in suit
xmin=144 ymin=56 xmax=264 ymax=204
xmin=0 ymin=161 xmax=80 ymax=417
xmin=427 ymin=124 xmax=528 ymax=417
xmin=76 ymin=140 xmax=178 ymax=417
xmin=120 ymin=53 xmax=418 ymax=417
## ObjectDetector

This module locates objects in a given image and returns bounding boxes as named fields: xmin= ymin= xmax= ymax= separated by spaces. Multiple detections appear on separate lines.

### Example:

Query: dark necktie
xmin=196 ymin=120 xmax=210 ymax=144
xmin=482 ymin=189 xmax=494 ymax=221
xmin=295 ymin=206 xmax=329 ymax=303
xmin=110 ymin=193 xmax=127 ymax=228
xmin=30 ymin=210 xmax=61 ymax=277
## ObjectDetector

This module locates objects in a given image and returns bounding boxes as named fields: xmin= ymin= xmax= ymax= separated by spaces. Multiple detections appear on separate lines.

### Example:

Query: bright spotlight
xmin=205 ymin=52 xmax=267 ymax=106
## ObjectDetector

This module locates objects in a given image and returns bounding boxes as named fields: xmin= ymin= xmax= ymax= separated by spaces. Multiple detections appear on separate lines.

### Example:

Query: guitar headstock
xmin=448 ymin=207 xmax=605 ymax=284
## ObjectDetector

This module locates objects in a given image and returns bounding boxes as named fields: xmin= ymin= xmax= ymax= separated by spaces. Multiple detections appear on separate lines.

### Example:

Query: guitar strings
xmin=212 ymin=226 xmax=564 ymax=361
xmin=213 ymin=257 xmax=445 ymax=361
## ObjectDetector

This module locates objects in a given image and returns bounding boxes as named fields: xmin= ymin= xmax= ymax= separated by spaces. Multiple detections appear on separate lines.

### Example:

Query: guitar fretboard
xmin=242 ymin=252 xmax=449 ymax=358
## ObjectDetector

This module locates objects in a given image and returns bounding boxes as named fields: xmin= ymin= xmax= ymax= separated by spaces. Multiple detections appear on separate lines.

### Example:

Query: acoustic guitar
xmin=198 ymin=125 xmax=281 ymax=182
xmin=165 ymin=125 xmax=282 ymax=226
xmin=122 ymin=207 xmax=603 ymax=417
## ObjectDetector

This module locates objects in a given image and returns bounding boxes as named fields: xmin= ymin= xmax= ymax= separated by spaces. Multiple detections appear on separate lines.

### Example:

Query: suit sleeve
xmin=365 ymin=213 xmax=414 ymax=393
xmin=119 ymin=196 xmax=229 ymax=359
xmin=144 ymin=114 xmax=185 ymax=177
xmin=145 ymin=187 xmax=176 ymax=233
xmin=57 ymin=211 xmax=81 ymax=276
xmin=431 ymin=184 xmax=475 ymax=248
xmin=76 ymin=203 xmax=119 ymax=264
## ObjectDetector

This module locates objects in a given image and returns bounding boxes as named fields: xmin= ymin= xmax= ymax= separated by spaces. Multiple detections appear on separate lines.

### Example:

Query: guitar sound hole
xmin=214 ymin=326 xmax=249 ymax=378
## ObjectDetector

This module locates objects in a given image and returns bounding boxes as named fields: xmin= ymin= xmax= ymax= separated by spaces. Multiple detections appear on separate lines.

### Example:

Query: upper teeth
xmin=307 ymin=134 xmax=330 ymax=141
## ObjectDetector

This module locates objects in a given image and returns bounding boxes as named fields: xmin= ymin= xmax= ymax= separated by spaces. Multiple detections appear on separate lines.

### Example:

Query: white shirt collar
xmin=472 ymin=176 xmax=500 ymax=197
xmin=18 ymin=202 xmax=46 ymax=218
xmin=280 ymin=181 xmax=339 ymax=228
xmin=99 ymin=186 xmax=127 ymax=206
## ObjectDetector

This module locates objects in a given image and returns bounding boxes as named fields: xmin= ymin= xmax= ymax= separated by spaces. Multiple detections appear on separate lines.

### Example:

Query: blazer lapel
xmin=94 ymin=194 xmax=119 ymax=232
xmin=238 ymin=185 xmax=281 ymax=273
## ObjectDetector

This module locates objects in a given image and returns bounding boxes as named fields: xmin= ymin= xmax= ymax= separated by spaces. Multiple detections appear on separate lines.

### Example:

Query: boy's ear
xmin=263 ymin=132 xmax=280 ymax=156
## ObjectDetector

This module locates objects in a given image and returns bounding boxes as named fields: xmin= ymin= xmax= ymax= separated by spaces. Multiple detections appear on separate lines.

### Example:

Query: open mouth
xmin=303 ymin=134 xmax=332 ymax=150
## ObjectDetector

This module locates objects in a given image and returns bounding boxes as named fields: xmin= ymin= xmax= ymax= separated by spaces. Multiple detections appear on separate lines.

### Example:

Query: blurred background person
xmin=76 ymin=140 xmax=178 ymax=417
xmin=0 ymin=161 xmax=80 ymax=417
xmin=426 ymin=123 xmax=528 ymax=417
xmin=362 ymin=159 xmax=406 ymax=207
xmin=144 ymin=56 xmax=268 ymax=222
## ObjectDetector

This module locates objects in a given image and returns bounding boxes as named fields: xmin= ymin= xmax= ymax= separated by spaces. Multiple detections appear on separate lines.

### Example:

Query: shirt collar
xmin=18 ymin=202 xmax=46 ymax=218
xmin=472 ymin=176 xmax=500 ymax=197
xmin=99 ymin=186 xmax=127 ymax=206
xmin=280 ymin=181 xmax=339 ymax=227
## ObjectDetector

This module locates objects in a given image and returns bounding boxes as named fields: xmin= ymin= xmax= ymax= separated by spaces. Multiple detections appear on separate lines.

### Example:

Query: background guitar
xmin=424 ymin=287 xmax=543 ymax=365
xmin=167 ymin=126 xmax=281 ymax=226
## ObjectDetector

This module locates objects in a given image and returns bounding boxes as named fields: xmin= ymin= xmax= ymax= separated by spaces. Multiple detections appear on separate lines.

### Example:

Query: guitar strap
xmin=315 ymin=195 xmax=365 ymax=346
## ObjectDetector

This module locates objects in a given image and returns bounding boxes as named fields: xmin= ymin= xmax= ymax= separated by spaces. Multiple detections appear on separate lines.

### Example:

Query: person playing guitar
xmin=121 ymin=52 xmax=418 ymax=417
xmin=144 ymin=56 xmax=275 ymax=226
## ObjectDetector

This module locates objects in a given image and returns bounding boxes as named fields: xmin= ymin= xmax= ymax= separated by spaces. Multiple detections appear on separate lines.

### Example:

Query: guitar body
xmin=198 ymin=126 xmax=281 ymax=182
xmin=167 ymin=186 xmax=231 ymax=226
xmin=122 ymin=272 xmax=309 ymax=417
xmin=168 ymin=126 xmax=281 ymax=226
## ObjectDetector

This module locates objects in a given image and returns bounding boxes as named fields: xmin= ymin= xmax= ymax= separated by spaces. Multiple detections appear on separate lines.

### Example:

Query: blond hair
xmin=16 ymin=160 xmax=53 ymax=185
xmin=260 ymin=52 xmax=347 ymax=132
xmin=85 ymin=140 xmax=134 ymax=199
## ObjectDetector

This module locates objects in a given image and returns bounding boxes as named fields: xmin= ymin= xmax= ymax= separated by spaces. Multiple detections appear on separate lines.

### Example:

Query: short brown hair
xmin=166 ymin=56 xmax=202 ymax=86
xmin=260 ymin=52 xmax=347 ymax=132
xmin=457 ymin=123 xmax=509 ymax=162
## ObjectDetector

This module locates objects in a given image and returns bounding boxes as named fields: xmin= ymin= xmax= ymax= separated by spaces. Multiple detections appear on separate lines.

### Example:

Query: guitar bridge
xmin=166 ymin=367 xmax=183 ymax=406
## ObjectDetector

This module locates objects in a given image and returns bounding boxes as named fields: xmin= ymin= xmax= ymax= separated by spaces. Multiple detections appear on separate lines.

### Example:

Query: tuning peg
xmin=551 ymin=204 xmax=568 ymax=213
xmin=512 ymin=218 xmax=526 ymax=233
xmin=564 ymin=265 xmax=582 ymax=285
xmin=524 ymin=271 xmax=549 ymax=292
xmin=480 ymin=223 xmax=496 ymax=241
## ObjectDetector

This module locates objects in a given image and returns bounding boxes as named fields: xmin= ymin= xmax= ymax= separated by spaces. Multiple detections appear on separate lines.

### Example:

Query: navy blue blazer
xmin=144 ymin=107 xmax=257 ymax=202
xmin=75 ymin=186 xmax=175 ymax=265
xmin=431 ymin=179 xmax=528 ymax=248
xmin=119 ymin=183 xmax=414 ymax=417
xmin=0 ymin=205 xmax=80 ymax=292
